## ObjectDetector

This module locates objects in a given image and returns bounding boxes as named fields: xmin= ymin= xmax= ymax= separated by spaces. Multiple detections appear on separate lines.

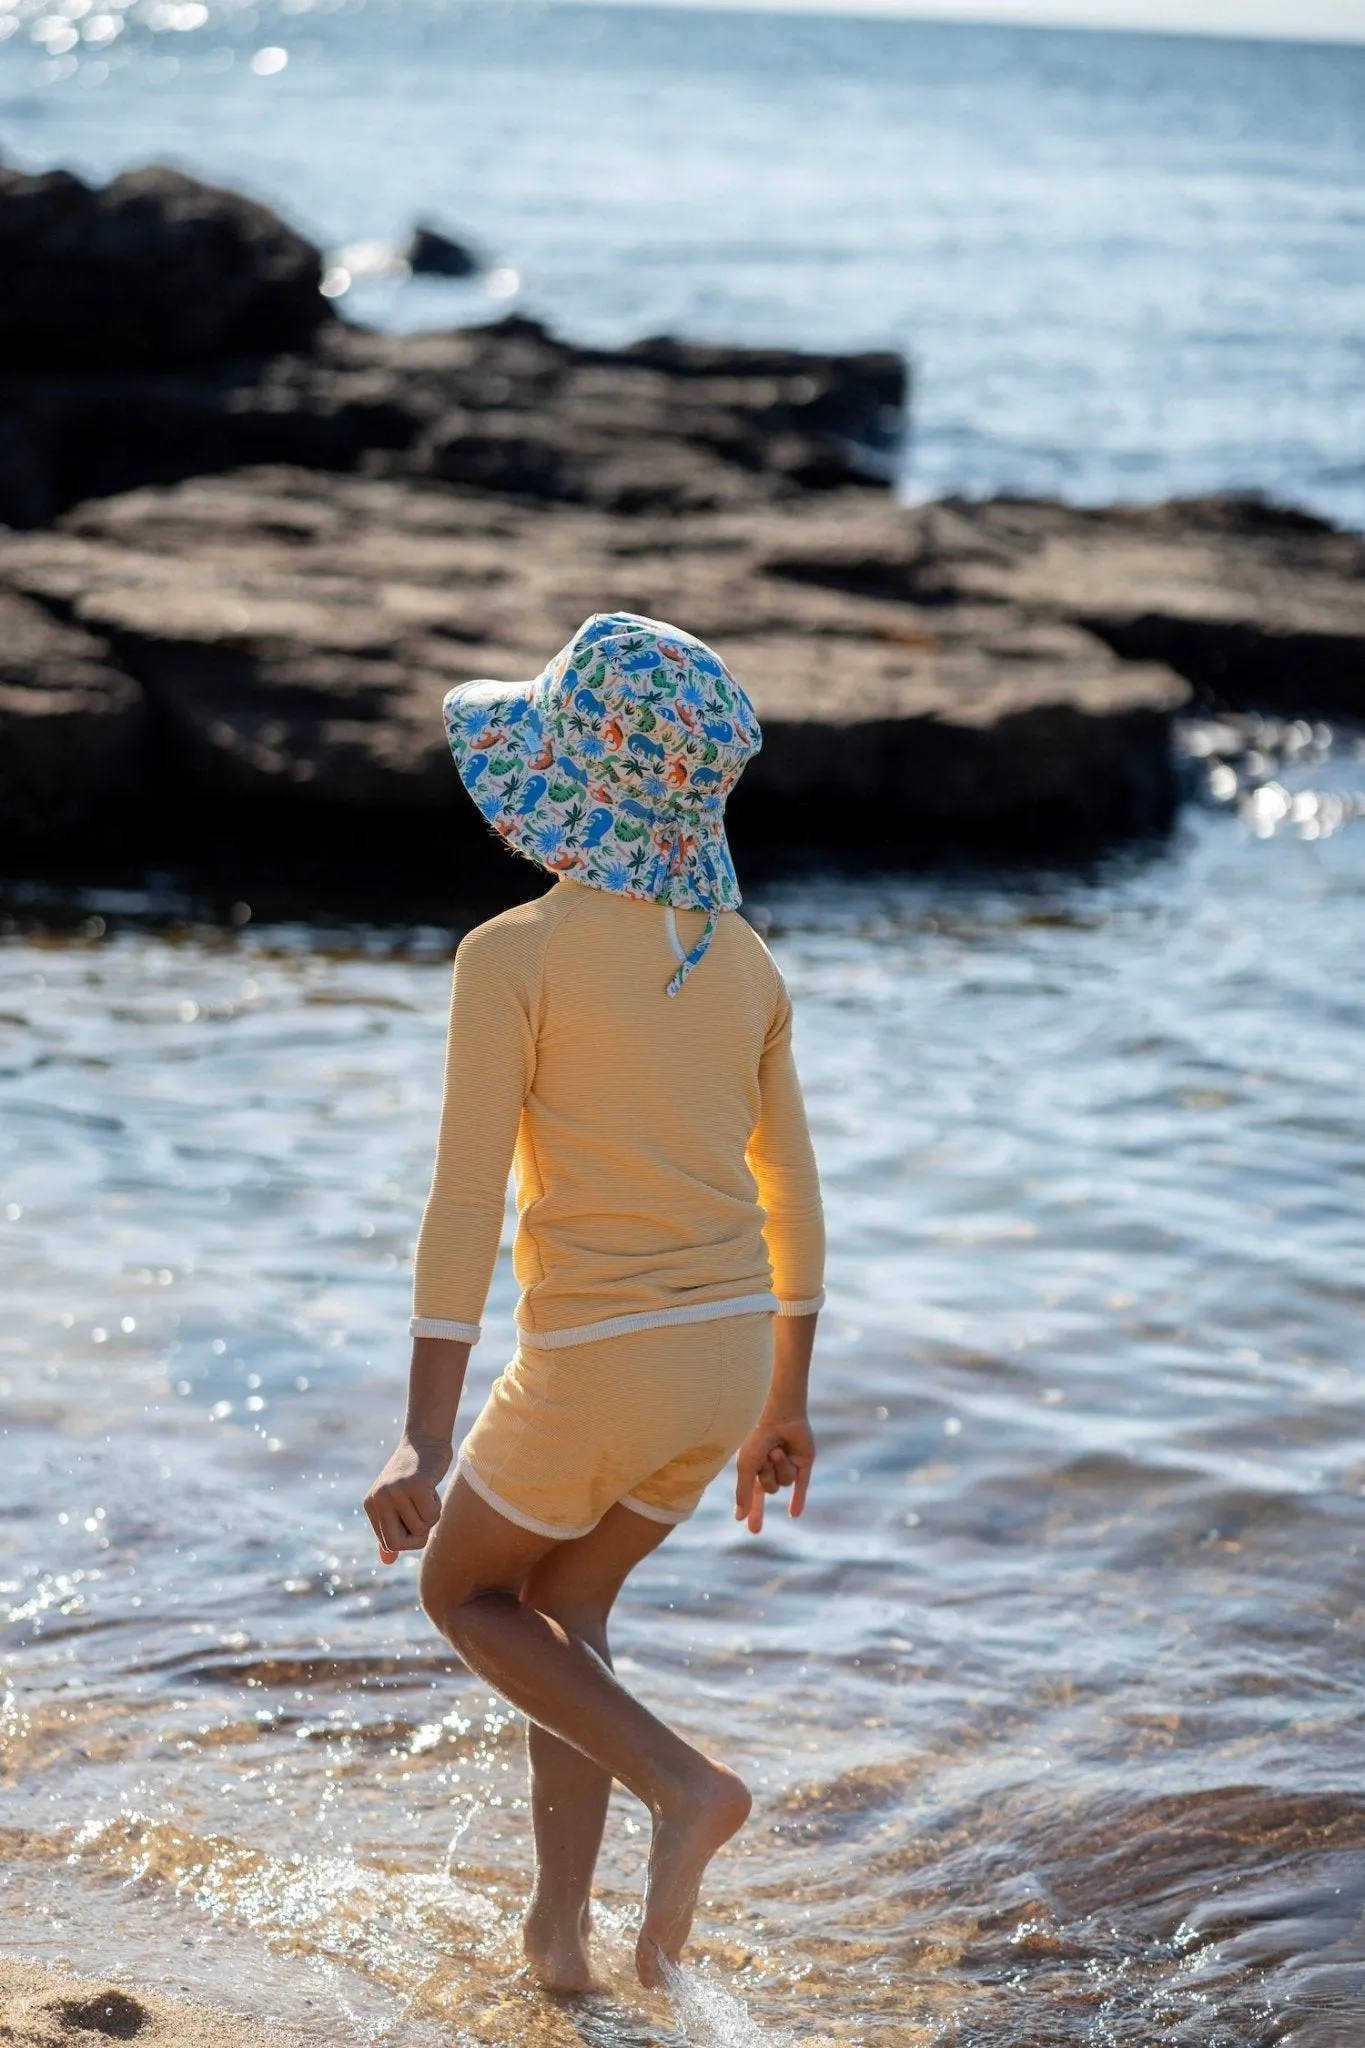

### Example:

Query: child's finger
xmin=746 ymin=1476 xmax=766 ymax=1534
xmin=389 ymin=1490 xmax=429 ymax=1541
xmin=371 ymin=1501 xmax=411 ymax=1555
xmin=790 ymin=1461 xmax=812 ymax=1518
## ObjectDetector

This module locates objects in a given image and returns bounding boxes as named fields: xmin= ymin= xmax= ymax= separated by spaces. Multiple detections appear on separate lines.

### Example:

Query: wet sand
xmin=0 ymin=1958 xmax=301 ymax=2048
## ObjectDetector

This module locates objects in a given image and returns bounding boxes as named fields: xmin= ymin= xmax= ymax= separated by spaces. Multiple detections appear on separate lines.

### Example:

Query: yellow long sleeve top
xmin=410 ymin=877 xmax=825 ymax=1349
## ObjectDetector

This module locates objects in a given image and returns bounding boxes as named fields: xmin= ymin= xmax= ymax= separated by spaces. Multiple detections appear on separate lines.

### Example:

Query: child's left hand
xmin=734 ymin=1414 xmax=816 ymax=1533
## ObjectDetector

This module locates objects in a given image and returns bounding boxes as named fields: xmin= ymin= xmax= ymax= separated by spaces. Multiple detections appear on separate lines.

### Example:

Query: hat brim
xmin=442 ymin=674 xmax=743 ymax=910
xmin=443 ymin=677 xmax=544 ymax=830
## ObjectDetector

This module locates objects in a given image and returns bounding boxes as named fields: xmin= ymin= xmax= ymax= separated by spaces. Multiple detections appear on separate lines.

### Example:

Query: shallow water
xmin=3 ymin=741 xmax=1365 ymax=2043
xmin=4 ymin=4 xmax=1365 ymax=523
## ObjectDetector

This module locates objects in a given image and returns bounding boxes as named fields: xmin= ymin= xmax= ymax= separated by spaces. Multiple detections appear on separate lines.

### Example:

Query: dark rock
xmin=0 ymin=466 xmax=1186 ymax=863
xmin=0 ymin=165 xmax=330 ymax=373
xmin=817 ymin=492 xmax=1365 ymax=722
xmin=0 ymin=588 xmax=148 ymax=843
xmin=407 ymin=223 xmax=481 ymax=278
xmin=0 ymin=311 xmax=908 ymax=529
xmin=617 ymin=335 xmax=906 ymax=482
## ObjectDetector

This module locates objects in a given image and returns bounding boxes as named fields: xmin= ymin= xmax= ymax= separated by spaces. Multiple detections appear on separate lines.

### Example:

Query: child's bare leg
xmin=421 ymin=1480 xmax=750 ymax=1990
xmin=522 ymin=1722 xmax=608 ymax=1987
xmin=519 ymin=1510 xmax=670 ymax=1987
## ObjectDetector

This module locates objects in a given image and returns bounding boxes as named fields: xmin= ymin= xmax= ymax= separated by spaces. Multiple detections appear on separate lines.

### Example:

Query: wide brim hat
xmin=442 ymin=612 xmax=761 ymax=991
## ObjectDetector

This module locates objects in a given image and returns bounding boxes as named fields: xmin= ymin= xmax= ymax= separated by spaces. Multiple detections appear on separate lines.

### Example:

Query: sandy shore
xmin=0 ymin=1959 xmax=307 ymax=2048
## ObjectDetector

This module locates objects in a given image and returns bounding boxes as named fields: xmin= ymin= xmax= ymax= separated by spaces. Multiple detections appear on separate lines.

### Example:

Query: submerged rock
xmin=407 ymin=223 xmax=481 ymax=278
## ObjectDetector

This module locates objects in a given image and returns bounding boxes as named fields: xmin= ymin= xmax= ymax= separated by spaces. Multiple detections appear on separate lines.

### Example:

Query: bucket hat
xmin=443 ymin=612 xmax=761 ymax=995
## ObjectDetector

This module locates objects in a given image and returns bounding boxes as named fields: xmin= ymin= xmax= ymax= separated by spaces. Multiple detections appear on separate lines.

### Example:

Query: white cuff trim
xmin=410 ymin=1316 xmax=481 ymax=1344
xmin=455 ymin=1454 xmax=599 ymax=1542
xmin=516 ymin=1292 xmax=779 ymax=1352
xmin=776 ymin=1292 xmax=825 ymax=1317
xmin=621 ymin=1492 xmax=696 ymax=1527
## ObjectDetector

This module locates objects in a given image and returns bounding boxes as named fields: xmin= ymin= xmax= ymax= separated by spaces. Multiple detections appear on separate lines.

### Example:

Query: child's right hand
xmin=364 ymin=1435 xmax=452 ymax=1564
xmin=735 ymin=1414 xmax=816 ymax=1534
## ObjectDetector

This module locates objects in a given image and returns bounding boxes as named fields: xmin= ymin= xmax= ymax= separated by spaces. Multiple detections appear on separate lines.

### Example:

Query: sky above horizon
xmin=626 ymin=0 xmax=1365 ymax=43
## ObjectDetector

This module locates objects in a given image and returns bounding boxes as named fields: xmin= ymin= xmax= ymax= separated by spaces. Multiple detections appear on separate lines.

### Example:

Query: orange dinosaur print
xmin=528 ymin=739 xmax=556 ymax=770
xmin=545 ymin=850 xmax=586 ymax=872
xmin=602 ymin=717 xmax=625 ymax=750
xmin=666 ymin=757 xmax=689 ymax=788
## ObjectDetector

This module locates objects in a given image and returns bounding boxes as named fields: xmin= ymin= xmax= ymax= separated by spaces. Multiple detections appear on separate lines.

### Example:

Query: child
xmin=364 ymin=612 xmax=824 ymax=1992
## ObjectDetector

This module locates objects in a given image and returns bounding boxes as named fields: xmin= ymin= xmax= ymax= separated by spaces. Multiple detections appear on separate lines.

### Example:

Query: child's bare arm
xmin=735 ymin=1312 xmax=817 ymax=1534
xmin=364 ymin=1335 xmax=471 ymax=1563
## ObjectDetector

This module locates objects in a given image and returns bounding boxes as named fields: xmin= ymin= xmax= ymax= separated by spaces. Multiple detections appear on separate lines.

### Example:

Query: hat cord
xmin=663 ymin=827 xmax=723 ymax=999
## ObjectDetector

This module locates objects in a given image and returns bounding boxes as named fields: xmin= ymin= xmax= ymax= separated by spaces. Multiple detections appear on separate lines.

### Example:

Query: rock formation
xmin=0 ymin=313 xmax=907 ymax=532
xmin=768 ymin=493 xmax=1365 ymax=721
xmin=2 ymin=161 xmax=1360 ymax=894
xmin=0 ymin=467 xmax=1186 ymax=869
xmin=0 ymin=164 xmax=330 ymax=373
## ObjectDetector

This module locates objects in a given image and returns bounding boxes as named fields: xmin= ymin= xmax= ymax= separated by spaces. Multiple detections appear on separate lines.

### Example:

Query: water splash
xmin=660 ymin=1956 xmax=797 ymax=2048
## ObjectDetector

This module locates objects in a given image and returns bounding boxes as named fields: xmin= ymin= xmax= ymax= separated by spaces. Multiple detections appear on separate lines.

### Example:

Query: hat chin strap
xmin=665 ymin=908 xmax=718 ymax=999
xmin=658 ymin=823 xmax=732 ymax=999
xmin=661 ymin=828 xmax=723 ymax=998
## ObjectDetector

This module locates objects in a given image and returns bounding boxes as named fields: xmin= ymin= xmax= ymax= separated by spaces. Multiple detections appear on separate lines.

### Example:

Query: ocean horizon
xmin=4 ymin=0 xmax=1363 ymax=524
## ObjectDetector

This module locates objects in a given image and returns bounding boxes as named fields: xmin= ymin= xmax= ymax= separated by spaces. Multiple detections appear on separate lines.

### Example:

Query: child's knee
xmin=419 ymin=1549 xmax=472 ymax=1639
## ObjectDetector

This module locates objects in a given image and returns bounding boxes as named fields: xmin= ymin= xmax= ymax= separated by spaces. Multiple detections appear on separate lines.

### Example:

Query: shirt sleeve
xmin=746 ymin=973 xmax=826 ymax=1313
xmin=410 ymin=922 xmax=538 ymax=1341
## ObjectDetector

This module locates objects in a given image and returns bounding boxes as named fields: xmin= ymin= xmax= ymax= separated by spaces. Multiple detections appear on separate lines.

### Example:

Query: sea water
xmin=4 ymin=740 xmax=1365 ymax=2042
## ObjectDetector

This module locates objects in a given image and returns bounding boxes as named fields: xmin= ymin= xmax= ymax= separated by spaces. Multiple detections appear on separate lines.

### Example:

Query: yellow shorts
xmin=456 ymin=1311 xmax=774 ymax=1540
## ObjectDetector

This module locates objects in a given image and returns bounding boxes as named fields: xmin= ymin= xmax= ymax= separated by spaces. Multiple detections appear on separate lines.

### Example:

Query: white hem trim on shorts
xmin=455 ymin=1452 xmax=599 ymax=1542
xmin=516 ymin=1292 xmax=779 ymax=1352
xmin=620 ymin=1492 xmax=695 ymax=1527
xmin=410 ymin=1315 xmax=481 ymax=1344
xmin=776 ymin=1292 xmax=826 ymax=1317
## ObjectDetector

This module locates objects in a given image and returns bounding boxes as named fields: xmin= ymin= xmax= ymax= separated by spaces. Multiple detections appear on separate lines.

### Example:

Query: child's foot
xmin=523 ymin=1898 xmax=597 ymax=1993
xmin=635 ymin=1761 xmax=751 ymax=1988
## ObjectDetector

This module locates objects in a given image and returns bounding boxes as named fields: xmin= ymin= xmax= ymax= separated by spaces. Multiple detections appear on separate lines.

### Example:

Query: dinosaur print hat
xmin=443 ymin=612 xmax=762 ymax=995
